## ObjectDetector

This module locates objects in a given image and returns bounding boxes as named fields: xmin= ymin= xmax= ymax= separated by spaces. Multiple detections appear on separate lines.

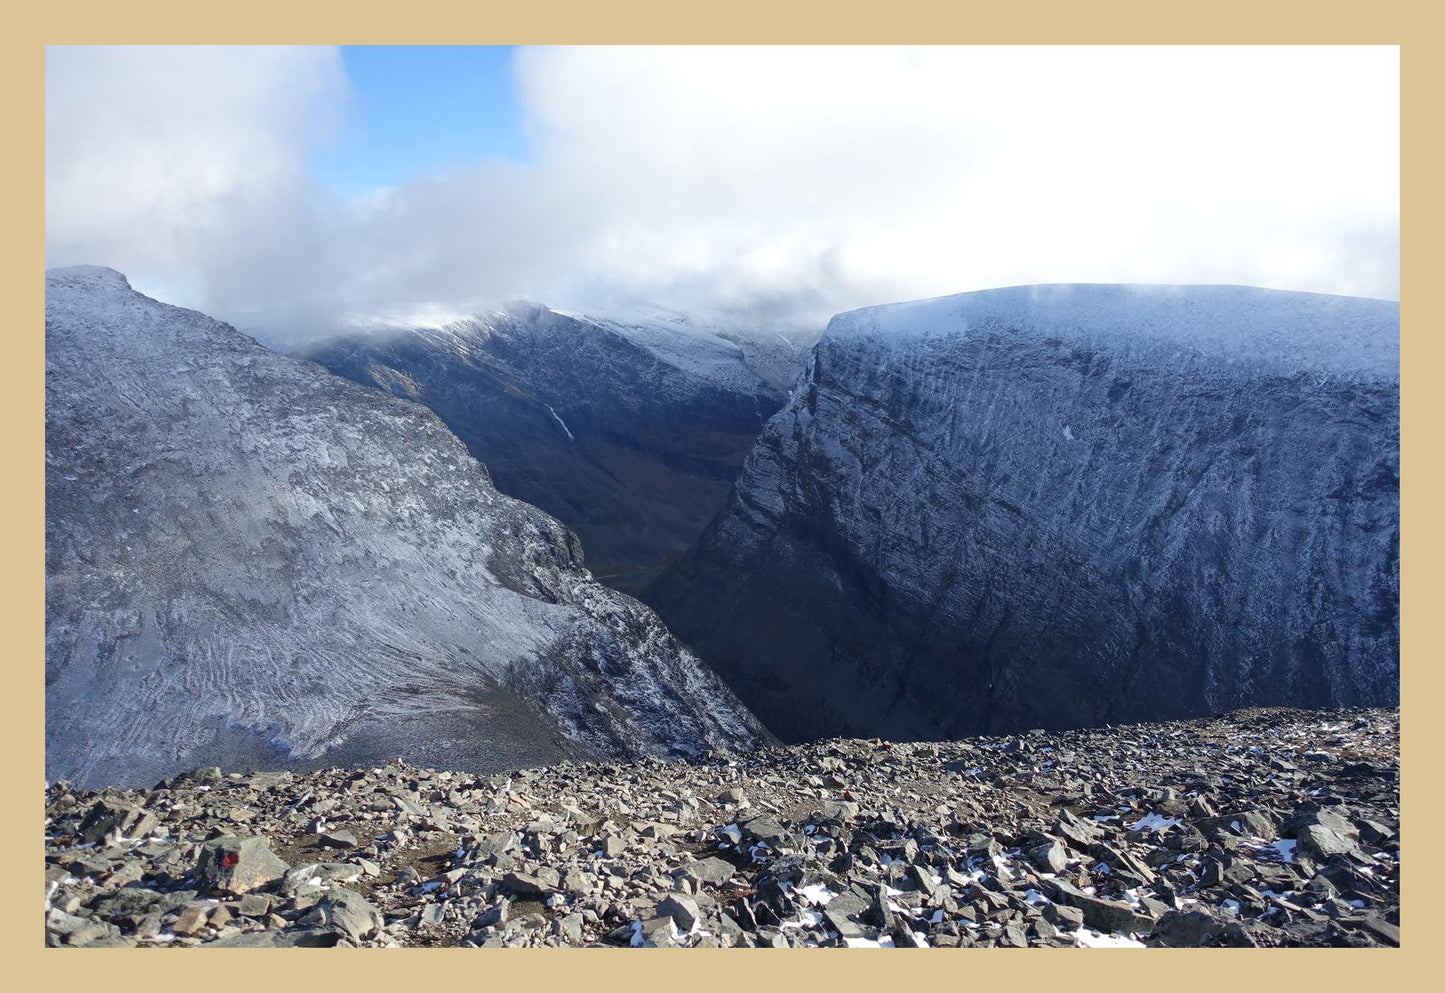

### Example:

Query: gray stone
xmin=1149 ymin=909 xmax=1226 ymax=947
xmin=473 ymin=902 xmax=509 ymax=929
xmin=502 ymin=870 xmax=557 ymax=896
xmin=815 ymin=800 xmax=860 ymax=822
xmin=65 ymin=920 xmax=127 ymax=947
xmin=171 ymin=903 xmax=211 ymax=936
xmin=682 ymin=857 xmax=736 ymax=885
xmin=237 ymin=893 xmax=273 ymax=918
xmin=741 ymin=815 xmax=789 ymax=843
xmin=554 ymin=912 xmax=584 ymax=943
xmin=303 ymin=888 xmax=384 ymax=942
xmin=211 ymin=926 xmax=344 ymax=947
xmin=638 ymin=916 xmax=678 ymax=947
xmin=279 ymin=861 xmax=362 ymax=895
xmin=1043 ymin=879 xmax=1154 ymax=934
xmin=1056 ymin=810 xmax=1104 ymax=849
xmin=1028 ymin=840 xmax=1068 ymax=874
xmin=317 ymin=828 xmax=358 ymax=849
xmin=657 ymin=894 xmax=700 ymax=931
xmin=1354 ymin=916 xmax=1400 ymax=947
xmin=45 ymin=908 xmax=90 ymax=937
xmin=1297 ymin=823 xmax=1360 ymax=860
xmin=196 ymin=836 xmax=289 ymax=895
xmin=90 ymin=886 xmax=162 ymax=919
xmin=78 ymin=801 xmax=159 ymax=844
xmin=824 ymin=903 xmax=868 ymax=939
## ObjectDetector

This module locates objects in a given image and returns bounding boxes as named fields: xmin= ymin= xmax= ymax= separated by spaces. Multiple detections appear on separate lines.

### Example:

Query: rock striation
xmin=646 ymin=284 xmax=1399 ymax=743
xmin=45 ymin=267 xmax=772 ymax=788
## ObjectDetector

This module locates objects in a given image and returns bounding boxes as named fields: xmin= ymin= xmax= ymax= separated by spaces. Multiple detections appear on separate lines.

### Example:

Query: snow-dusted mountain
xmin=645 ymin=284 xmax=1400 ymax=742
xmin=292 ymin=303 xmax=819 ymax=592
xmin=45 ymin=267 xmax=773 ymax=788
xmin=566 ymin=301 xmax=819 ymax=395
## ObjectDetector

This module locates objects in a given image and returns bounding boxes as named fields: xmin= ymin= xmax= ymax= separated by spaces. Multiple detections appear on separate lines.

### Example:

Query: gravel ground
xmin=44 ymin=706 xmax=1399 ymax=949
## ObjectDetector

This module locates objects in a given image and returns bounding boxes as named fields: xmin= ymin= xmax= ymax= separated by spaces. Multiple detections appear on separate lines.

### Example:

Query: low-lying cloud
xmin=46 ymin=45 xmax=1400 ymax=333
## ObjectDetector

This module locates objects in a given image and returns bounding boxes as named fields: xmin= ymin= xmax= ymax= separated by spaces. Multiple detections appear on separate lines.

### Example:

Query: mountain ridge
xmin=45 ymin=266 xmax=774 ymax=788
xmin=644 ymin=282 xmax=1399 ymax=743
xmin=292 ymin=303 xmax=819 ymax=592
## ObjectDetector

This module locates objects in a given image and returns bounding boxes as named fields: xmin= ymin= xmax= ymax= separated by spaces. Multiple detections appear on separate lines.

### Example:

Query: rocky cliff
xmin=645 ymin=284 xmax=1399 ymax=742
xmin=45 ymin=267 xmax=772 ymax=788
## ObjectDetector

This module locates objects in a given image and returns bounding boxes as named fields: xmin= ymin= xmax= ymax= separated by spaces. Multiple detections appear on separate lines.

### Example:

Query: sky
xmin=45 ymin=45 xmax=1400 ymax=333
xmin=311 ymin=47 xmax=528 ymax=198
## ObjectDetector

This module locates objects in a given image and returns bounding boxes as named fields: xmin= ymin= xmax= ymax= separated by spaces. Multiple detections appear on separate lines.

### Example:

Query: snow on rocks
xmin=1129 ymin=813 xmax=1181 ymax=833
xmin=45 ymin=711 xmax=1398 ymax=953
xmin=290 ymin=299 xmax=817 ymax=597
xmin=43 ymin=707 xmax=1398 ymax=948
xmin=825 ymin=282 xmax=1399 ymax=379
xmin=44 ymin=267 xmax=774 ymax=789
xmin=646 ymin=283 xmax=1398 ymax=748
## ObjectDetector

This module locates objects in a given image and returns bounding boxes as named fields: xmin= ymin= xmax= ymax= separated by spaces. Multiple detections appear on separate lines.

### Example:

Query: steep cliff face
xmin=295 ymin=305 xmax=817 ymax=592
xmin=645 ymin=284 xmax=1399 ymax=743
xmin=45 ymin=267 xmax=772 ymax=788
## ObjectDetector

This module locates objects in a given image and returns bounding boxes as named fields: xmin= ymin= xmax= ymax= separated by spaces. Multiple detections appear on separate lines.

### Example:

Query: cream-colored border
xmin=5 ymin=2 xmax=1433 ymax=987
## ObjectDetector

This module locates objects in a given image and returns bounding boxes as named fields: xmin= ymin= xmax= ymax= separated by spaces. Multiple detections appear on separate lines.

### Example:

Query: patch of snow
xmin=1129 ymin=812 xmax=1180 ymax=832
xmin=544 ymin=404 xmax=576 ymax=442
xmin=781 ymin=909 xmax=825 ymax=930
xmin=1072 ymin=928 xmax=1146 ymax=948
xmin=798 ymin=883 xmax=836 ymax=906
xmin=843 ymin=935 xmax=898 ymax=948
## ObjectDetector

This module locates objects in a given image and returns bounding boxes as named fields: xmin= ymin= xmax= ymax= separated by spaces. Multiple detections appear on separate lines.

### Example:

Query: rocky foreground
xmin=44 ymin=708 xmax=1399 ymax=949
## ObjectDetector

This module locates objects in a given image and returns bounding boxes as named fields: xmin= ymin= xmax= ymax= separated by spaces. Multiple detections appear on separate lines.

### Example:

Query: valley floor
xmin=44 ymin=707 xmax=1399 ymax=949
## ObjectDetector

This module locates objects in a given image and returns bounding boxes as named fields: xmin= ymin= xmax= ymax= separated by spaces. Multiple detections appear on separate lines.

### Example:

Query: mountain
xmin=644 ymin=284 xmax=1400 ymax=743
xmin=44 ymin=267 xmax=773 ymax=788
xmin=291 ymin=304 xmax=818 ymax=593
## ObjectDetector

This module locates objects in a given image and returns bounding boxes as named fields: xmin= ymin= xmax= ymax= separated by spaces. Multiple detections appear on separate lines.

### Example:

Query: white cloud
xmin=45 ymin=45 xmax=1399 ymax=331
xmin=46 ymin=46 xmax=350 ymax=310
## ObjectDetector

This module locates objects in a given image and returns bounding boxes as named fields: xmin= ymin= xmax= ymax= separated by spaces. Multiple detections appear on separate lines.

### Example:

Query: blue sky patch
xmin=313 ymin=45 xmax=528 ymax=197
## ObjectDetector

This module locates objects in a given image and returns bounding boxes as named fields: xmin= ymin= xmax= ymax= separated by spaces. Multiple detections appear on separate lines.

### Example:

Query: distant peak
xmin=827 ymin=282 xmax=1399 ymax=380
xmin=46 ymin=265 xmax=133 ymax=291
